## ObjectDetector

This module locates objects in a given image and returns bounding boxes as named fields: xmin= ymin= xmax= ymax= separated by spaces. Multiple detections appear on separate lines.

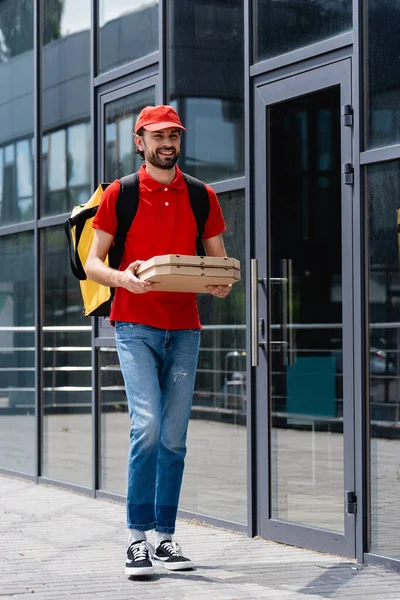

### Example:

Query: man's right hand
xmin=119 ymin=260 xmax=153 ymax=294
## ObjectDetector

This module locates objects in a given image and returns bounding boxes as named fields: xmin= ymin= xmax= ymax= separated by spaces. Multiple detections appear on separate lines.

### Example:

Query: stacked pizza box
xmin=136 ymin=254 xmax=241 ymax=293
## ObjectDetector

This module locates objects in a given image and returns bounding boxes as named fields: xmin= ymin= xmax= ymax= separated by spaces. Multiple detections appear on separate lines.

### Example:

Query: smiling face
xmin=135 ymin=127 xmax=181 ymax=170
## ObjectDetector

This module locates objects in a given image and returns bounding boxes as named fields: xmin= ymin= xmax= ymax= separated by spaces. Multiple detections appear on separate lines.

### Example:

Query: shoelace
xmin=129 ymin=541 xmax=154 ymax=560
xmin=160 ymin=541 xmax=182 ymax=556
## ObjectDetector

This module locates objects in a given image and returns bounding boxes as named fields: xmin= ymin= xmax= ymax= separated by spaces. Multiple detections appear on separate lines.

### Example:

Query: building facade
xmin=1 ymin=0 xmax=400 ymax=571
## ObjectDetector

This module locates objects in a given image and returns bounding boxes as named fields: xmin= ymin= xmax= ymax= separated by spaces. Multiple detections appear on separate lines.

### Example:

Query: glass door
xmin=96 ymin=78 xmax=157 ymax=493
xmin=253 ymin=60 xmax=355 ymax=556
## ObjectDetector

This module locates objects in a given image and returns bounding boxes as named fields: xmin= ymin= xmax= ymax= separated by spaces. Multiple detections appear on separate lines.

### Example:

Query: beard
xmin=144 ymin=145 xmax=180 ymax=170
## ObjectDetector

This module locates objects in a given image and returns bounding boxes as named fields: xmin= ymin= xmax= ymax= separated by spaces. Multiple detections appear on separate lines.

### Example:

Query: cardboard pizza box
xmin=138 ymin=254 xmax=240 ymax=270
xmin=136 ymin=255 xmax=241 ymax=293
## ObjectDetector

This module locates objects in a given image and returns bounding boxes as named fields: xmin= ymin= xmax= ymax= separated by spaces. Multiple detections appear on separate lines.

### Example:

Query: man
xmin=85 ymin=105 xmax=231 ymax=577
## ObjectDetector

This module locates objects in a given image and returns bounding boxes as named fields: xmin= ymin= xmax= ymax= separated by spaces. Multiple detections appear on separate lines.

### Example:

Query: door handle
xmin=251 ymin=258 xmax=259 ymax=367
xmin=270 ymin=259 xmax=295 ymax=366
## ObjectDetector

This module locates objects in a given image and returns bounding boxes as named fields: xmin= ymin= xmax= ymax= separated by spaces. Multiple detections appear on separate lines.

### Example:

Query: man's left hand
xmin=206 ymin=284 xmax=232 ymax=298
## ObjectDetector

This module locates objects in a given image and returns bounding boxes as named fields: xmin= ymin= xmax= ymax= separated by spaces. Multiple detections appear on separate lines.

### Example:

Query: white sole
xmin=125 ymin=565 xmax=154 ymax=576
xmin=154 ymin=559 xmax=194 ymax=571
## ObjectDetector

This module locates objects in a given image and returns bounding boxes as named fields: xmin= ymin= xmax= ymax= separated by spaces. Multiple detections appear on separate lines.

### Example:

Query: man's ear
xmin=134 ymin=134 xmax=144 ymax=151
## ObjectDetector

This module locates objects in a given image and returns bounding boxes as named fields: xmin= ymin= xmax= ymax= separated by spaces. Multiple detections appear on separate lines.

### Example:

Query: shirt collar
xmin=139 ymin=164 xmax=186 ymax=192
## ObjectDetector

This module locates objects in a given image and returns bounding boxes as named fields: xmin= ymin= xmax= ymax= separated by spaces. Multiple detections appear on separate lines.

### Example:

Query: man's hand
xmin=119 ymin=260 xmax=153 ymax=294
xmin=206 ymin=284 xmax=232 ymax=298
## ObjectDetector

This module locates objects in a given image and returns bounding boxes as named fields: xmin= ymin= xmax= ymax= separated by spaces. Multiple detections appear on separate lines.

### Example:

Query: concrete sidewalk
xmin=1 ymin=476 xmax=400 ymax=600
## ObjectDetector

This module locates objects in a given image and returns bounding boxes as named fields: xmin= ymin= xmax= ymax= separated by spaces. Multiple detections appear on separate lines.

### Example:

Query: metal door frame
xmin=252 ymin=58 xmax=356 ymax=557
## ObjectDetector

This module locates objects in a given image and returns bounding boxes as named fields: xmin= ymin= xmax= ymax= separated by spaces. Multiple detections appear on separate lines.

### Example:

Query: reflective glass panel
xmin=254 ymin=0 xmax=352 ymax=63
xmin=367 ymin=161 xmax=400 ymax=558
xmin=0 ymin=0 xmax=34 ymax=226
xmin=167 ymin=0 xmax=244 ymax=183
xmin=268 ymin=88 xmax=344 ymax=532
xmin=365 ymin=0 xmax=400 ymax=148
xmin=42 ymin=0 xmax=91 ymax=217
xmin=41 ymin=226 xmax=92 ymax=487
xmin=104 ymin=87 xmax=156 ymax=181
xmin=182 ymin=190 xmax=247 ymax=524
xmin=99 ymin=0 xmax=159 ymax=74
xmin=0 ymin=232 xmax=35 ymax=474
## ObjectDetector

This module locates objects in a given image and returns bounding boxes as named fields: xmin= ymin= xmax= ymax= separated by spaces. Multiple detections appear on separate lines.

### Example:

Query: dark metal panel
xmin=211 ymin=177 xmax=246 ymax=195
xmin=38 ymin=477 xmax=92 ymax=495
xmin=37 ymin=213 xmax=71 ymax=229
xmin=263 ymin=520 xmax=347 ymax=556
xmin=253 ymin=47 xmax=352 ymax=89
xmin=360 ymin=145 xmax=400 ymax=165
xmin=364 ymin=553 xmax=400 ymax=573
xmin=91 ymin=0 xmax=98 ymax=499
xmin=256 ymin=60 xmax=351 ymax=105
xmin=159 ymin=0 xmax=166 ymax=103
xmin=0 ymin=221 xmax=35 ymax=237
xmin=245 ymin=0 xmax=257 ymax=539
xmin=339 ymin=59 xmax=357 ymax=559
xmin=253 ymin=80 xmax=270 ymax=536
xmin=34 ymin=0 xmax=43 ymax=482
xmin=98 ymin=76 xmax=158 ymax=111
xmin=253 ymin=59 xmax=356 ymax=557
xmin=352 ymin=0 xmax=367 ymax=565
xmin=93 ymin=52 xmax=160 ymax=88
xmin=0 ymin=469 xmax=37 ymax=481
xmin=177 ymin=510 xmax=247 ymax=535
xmin=250 ymin=32 xmax=353 ymax=78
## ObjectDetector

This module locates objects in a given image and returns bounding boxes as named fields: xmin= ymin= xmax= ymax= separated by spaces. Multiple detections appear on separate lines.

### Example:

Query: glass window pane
xmin=183 ymin=190 xmax=247 ymax=524
xmin=167 ymin=0 xmax=244 ymax=184
xmin=42 ymin=0 xmax=91 ymax=217
xmin=0 ymin=232 xmax=35 ymax=474
xmin=0 ymin=0 xmax=34 ymax=226
xmin=367 ymin=160 xmax=400 ymax=558
xmin=104 ymin=88 xmax=156 ymax=181
xmin=99 ymin=0 xmax=159 ymax=74
xmin=41 ymin=226 xmax=92 ymax=487
xmin=365 ymin=1 xmax=400 ymax=149
xmin=254 ymin=0 xmax=352 ymax=63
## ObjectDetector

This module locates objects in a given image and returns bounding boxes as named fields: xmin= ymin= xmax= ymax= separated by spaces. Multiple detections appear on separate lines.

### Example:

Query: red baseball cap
xmin=135 ymin=105 xmax=186 ymax=133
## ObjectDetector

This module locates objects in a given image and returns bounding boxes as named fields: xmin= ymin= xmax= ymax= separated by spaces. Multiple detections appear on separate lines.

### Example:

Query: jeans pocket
xmin=115 ymin=321 xmax=139 ymax=331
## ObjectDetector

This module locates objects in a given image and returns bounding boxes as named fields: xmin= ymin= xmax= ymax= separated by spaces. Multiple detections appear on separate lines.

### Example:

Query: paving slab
xmin=2 ymin=474 xmax=400 ymax=600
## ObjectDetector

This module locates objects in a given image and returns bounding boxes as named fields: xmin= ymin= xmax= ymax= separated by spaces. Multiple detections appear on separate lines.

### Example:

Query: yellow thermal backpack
xmin=64 ymin=172 xmax=210 ymax=317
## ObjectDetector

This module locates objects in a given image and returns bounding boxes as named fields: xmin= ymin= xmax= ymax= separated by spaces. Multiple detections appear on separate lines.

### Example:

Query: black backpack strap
xmin=109 ymin=172 xmax=140 ymax=269
xmin=183 ymin=173 xmax=210 ymax=256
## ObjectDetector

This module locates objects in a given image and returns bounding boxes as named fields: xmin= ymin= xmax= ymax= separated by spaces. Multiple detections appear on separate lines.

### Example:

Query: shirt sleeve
xmin=202 ymin=184 xmax=226 ymax=240
xmin=92 ymin=179 xmax=121 ymax=236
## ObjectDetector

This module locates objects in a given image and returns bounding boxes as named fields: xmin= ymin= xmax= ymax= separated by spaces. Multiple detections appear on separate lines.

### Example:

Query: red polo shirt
xmin=92 ymin=165 xmax=226 ymax=330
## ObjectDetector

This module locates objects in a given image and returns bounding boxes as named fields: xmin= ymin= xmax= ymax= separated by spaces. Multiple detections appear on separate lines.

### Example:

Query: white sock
xmin=128 ymin=529 xmax=147 ymax=545
xmin=155 ymin=532 xmax=172 ymax=548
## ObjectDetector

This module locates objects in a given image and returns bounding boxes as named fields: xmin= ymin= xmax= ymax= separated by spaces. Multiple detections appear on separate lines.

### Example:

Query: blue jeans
xmin=115 ymin=322 xmax=201 ymax=534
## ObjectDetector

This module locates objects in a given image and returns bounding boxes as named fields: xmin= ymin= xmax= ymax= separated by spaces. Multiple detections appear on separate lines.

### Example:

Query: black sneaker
xmin=125 ymin=541 xmax=154 ymax=576
xmin=153 ymin=540 xmax=193 ymax=571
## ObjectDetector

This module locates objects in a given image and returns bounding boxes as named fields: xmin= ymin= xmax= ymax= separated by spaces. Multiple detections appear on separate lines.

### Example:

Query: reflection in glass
xmin=167 ymin=0 xmax=244 ymax=183
xmin=367 ymin=161 xmax=400 ymax=559
xmin=100 ymin=348 xmax=129 ymax=494
xmin=0 ymin=0 xmax=34 ymax=226
xmin=104 ymin=87 xmax=156 ymax=181
xmin=99 ymin=0 xmax=159 ymax=73
xmin=365 ymin=0 xmax=400 ymax=148
xmin=42 ymin=0 xmax=91 ymax=217
xmin=0 ymin=232 xmax=35 ymax=474
xmin=41 ymin=226 xmax=92 ymax=487
xmin=183 ymin=190 xmax=247 ymax=524
xmin=254 ymin=0 xmax=352 ymax=63
xmin=268 ymin=88 xmax=344 ymax=532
